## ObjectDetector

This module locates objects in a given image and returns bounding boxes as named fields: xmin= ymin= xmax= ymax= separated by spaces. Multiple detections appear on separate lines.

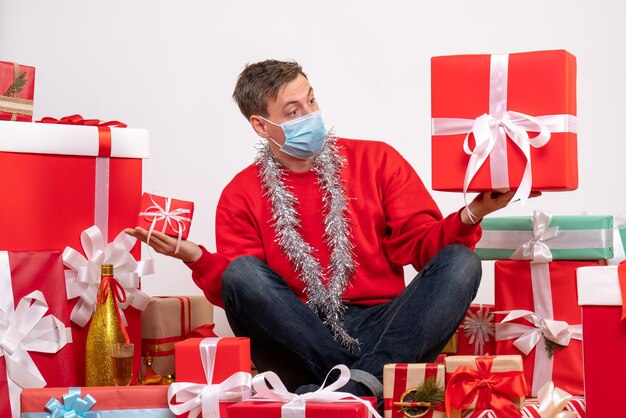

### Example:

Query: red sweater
xmin=188 ymin=138 xmax=482 ymax=308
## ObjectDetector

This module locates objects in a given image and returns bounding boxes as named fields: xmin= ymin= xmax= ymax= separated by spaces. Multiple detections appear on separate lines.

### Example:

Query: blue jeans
xmin=222 ymin=244 xmax=481 ymax=391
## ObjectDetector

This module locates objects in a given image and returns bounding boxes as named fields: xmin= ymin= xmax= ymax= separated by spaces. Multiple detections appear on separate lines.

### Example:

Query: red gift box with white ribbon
xmin=0 ymin=116 xmax=150 ymax=385
xmin=137 ymin=193 xmax=194 ymax=254
xmin=0 ymin=251 xmax=75 ymax=418
xmin=577 ymin=262 xmax=626 ymax=418
xmin=431 ymin=50 xmax=578 ymax=205
xmin=494 ymin=260 xmax=602 ymax=397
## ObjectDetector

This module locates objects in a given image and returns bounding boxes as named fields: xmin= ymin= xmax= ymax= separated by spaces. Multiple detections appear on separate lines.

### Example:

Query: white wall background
xmin=1 ymin=0 xmax=624 ymax=337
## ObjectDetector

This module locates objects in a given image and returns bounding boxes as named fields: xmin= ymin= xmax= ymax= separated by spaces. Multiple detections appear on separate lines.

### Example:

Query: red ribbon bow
xmin=97 ymin=275 xmax=131 ymax=344
xmin=618 ymin=260 xmax=626 ymax=321
xmin=445 ymin=356 xmax=527 ymax=418
xmin=38 ymin=114 xmax=127 ymax=157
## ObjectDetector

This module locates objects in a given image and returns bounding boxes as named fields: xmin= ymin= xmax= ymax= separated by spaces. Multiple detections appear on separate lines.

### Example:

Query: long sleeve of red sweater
xmin=187 ymin=138 xmax=482 ymax=307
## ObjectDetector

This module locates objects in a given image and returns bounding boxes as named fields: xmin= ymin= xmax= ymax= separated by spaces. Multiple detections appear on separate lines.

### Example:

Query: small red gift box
xmin=171 ymin=337 xmax=251 ymax=418
xmin=494 ymin=260 xmax=602 ymax=397
xmin=175 ymin=337 xmax=251 ymax=383
xmin=0 ymin=117 xmax=149 ymax=385
xmin=431 ymin=50 xmax=577 ymax=201
xmin=138 ymin=193 xmax=194 ymax=248
xmin=577 ymin=263 xmax=626 ymax=418
xmin=0 ymin=251 xmax=76 ymax=418
xmin=457 ymin=304 xmax=496 ymax=356
xmin=0 ymin=61 xmax=35 ymax=122
xmin=20 ymin=385 xmax=172 ymax=416
xmin=383 ymin=363 xmax=445 ymax=418
xmin=142 ymin=296 xmax=214 ymax=377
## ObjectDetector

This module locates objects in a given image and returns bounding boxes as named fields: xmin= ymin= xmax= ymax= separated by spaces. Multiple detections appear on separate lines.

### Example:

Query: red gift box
xmin=457 ymin=304 xmax=496 ymax=356
xmin=0 ymin=118 xmax=149 ymax=385
xmin=577 ymin=263 xmax=626 ymax=418
xmin=383 ymin=363 xmax=445 ymax=418
xmin=171 ymin=337 xmax=251 ymax=417
xmin=0 ymin=251 xmax=76 ymax=418
xmin=0 ymin=61 xmax=35 ymax=122
xmin=494 ymin=260 xmax=602 ymax=397
xmin=20 ymin=385 xmax=172 ymax=416
xmin=431 ymin=50 xmax=577 ymax=201
xmin=175 ymin=337 xmax=251 ymax=383
xmin=138 ymin=193 xmax=194 ymax=251
xmin=228 ymin=399 xmax=377 ymax=418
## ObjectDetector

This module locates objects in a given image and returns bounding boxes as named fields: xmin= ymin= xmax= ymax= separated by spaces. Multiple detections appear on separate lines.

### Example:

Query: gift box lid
xmin=0 ymin=120 xmax=149 ymax=158
xmin=577 ymin=265 xmax=623 ymax=306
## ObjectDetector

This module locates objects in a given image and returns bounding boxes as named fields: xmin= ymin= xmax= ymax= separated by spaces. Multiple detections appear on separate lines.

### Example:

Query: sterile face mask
xmin=261 ymin=110 xmax=326 ymax=159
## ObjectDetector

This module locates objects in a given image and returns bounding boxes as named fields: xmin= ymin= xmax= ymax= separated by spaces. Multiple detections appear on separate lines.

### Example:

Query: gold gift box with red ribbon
xmin=141 ymin=295 xmax=213 ymax=377
xmin=444 ymin=355 xmax=526 ymax=418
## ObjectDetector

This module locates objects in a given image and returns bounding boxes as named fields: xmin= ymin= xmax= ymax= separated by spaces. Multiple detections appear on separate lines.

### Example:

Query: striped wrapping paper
xmin=461 ymin=396 xmax=585 ymax=417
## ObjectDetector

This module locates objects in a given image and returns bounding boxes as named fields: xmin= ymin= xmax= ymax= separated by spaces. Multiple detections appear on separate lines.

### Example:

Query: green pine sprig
xmin=3 ymin=71 xmax=27 ymax=96
xmin=402 ymin=377 xmax=445 ymax=405
xmin=544 ymin=337 xmax=566 ymax=359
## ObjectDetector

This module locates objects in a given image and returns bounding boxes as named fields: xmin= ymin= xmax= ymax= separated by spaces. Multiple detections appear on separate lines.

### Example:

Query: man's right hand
xmin=124 ymin=227 xmax=203 ymax=263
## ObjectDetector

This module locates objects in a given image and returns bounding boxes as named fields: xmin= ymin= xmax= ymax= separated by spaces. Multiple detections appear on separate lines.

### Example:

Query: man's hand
xmin=124 ymin=227 xmax=203 ymax=263
xmin=460 ymin=191 xmax=542 ymax=225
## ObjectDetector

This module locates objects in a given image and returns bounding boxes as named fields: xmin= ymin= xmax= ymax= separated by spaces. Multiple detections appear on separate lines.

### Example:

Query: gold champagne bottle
xmin=85 ymin=264 xmax=128 ymax=386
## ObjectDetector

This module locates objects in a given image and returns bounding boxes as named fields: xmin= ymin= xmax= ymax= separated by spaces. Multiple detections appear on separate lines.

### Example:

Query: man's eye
xmin=309 ymin=98 xmax=316 ymax=105
xmin=288 ymin=109 xmax=299 ymax=116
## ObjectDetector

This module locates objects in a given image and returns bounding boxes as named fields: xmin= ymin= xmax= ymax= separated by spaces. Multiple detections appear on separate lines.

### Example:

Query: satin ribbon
xmin=63 ymin=226 xmax=154 ymax=327
xmin=45 ymin=388 xmax=101 ymax=418
xmin=508 ymin=211 xmax=559 ymax=262
xmin=444 ymin=356 xmax=526 ymax=418
xmin=168 ymin=338 xmax=252 ymax=418
xmin=0 ymin=252 xmax=72 ymax=418
xmin=97 ymin=276 xmax=131 ymax=344
xmin=536 ymin=381 xmax=576 ymax=418
xmin=608 ymin=212 xmax=626 ymax=265
xmin=250 ymin=364 xmax=382 ymax=418
xmin=431 ymin=54 xmax=578 ymax=206
xmin=139 ymin=195 xmax=192 ymax=254
xmin=495 ymin=263 xmax=581 ymax=396
xmin=463 ymin=306 xmax=495 ymax=355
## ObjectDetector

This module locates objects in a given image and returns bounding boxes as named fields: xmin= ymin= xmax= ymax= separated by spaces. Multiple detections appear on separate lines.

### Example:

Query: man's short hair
xmin=232 ymin=59 xmax=307 ymax=119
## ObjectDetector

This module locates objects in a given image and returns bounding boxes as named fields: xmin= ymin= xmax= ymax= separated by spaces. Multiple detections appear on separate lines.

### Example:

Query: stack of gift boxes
xmin=4 ymin=49 xmax=626 ymax=418
xmin=383 ymin=50 xmax=625 ymax=418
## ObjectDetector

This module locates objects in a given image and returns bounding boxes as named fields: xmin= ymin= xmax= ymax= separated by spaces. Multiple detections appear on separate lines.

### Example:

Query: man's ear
xmin=249 ymin=115 xmax=269 ymax=138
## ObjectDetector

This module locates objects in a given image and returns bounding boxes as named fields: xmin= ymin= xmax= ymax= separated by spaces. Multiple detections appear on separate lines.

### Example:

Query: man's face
xmin=260 ymin=73 xmax=320 ymax=144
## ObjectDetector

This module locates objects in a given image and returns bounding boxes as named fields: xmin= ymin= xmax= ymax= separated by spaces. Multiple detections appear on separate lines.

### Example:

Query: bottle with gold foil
xmin=85 ymin=263 xmax=129 ymax=386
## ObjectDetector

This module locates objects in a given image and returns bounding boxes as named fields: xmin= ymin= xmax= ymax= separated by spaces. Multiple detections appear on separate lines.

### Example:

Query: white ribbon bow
xmin=0 ymin=273 xmax=72 ymax=418
xmin=509 ymin=210 xmax=560 ymax=262
xmin=62 ymin=225 xmax=154 ymax=327
xmin=495 ymin=310 xmax=581 ymax=356
xmin=462 ymin=111 xmax=551 ymax=207
xmin=168 ymin=338 xmax=252 ymax=418
xmin=537 ymin=381 xmax=577 ymax=418
xmin=139 ymin=195 xmax=191 ymax=254
xmin=608 ymin=212 xmax=626 ymax=265
xmin=168 ymin=371 xmax=253 ymax=418
xmin=462 ymin=306 xmax=495 ymax=355
xmin=251 ymin=364 xmax=382 ymax=418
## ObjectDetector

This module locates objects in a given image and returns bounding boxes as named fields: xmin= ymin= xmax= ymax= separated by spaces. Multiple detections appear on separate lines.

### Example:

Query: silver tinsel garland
xmin=256 ymin=134 xmax=359 ymax=350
